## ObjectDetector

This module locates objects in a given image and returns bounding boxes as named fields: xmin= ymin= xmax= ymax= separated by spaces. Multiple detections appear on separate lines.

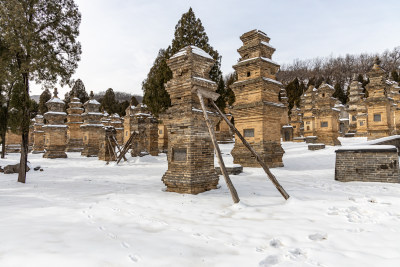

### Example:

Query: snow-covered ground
xmin=1 ymin=137 xmax=400 ymax=267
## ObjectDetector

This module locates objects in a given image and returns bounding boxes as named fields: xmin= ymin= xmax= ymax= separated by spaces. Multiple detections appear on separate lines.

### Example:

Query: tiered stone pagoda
xmin=231 ymin=30 xmax=285 ymax=167
xmin=347 ymin=75 xmax=365 ymax=134
xmin=81 ymin=91 xmax=104 ymax=157
xmin=66 ymin=93 xmax=84 ymax=152
xmin=161 ymin=45 xmax=219 ymax=194
xmin=98 ymin=126 xmax=117 ymax=161
xmin=4 ymin=129 xmax=21 ymax=153
xmin=101 ymin=111 xmax=111 ymax=127
xmin=365 ymin=58 xmax=393 ymax=140
xmin=32 ymin=114 xmax=45 ymax=154
xmin=289 ymin=105 xmax=302 ymax=138
xmin=43 ymin=88 xmax=67 ymax=158
xmin=301 ymin=85 xmax=317 ymax=137
xmin=158 ymin=122 xmax=168 ymax=153
xmin=314 ymin=83 xmax=341 ymax=145
xmin=110 ymin=113 xmax=124 ymax=145
xmin=388 ymin=80 xmax=400 ymax=134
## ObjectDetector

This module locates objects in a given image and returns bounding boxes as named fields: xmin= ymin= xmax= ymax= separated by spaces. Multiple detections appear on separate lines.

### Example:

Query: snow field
xmin=0 ymin=137 xmax=400 ymax=266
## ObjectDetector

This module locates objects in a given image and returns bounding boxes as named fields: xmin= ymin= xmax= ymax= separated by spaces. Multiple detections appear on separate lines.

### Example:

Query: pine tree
xmin=215 ymin=79 xmax=226 ymax=112
xmin=100 ymin=88 xmax=117 ymax=114
xmin=130 ymin=96 xmax=139 ymax=107
xmin=142 ymin=8 xmax=224 ymax=116
xmin=38 ymin=88 xmax=51 ymax=114
xmin=0 ymin=0 xmax=82 ymax=183
xmin=64 ymin=79 xmax=89 ymax=104
xmin=333 ymin=82 xmax=347 ymax=104
xmin=142 ymin=49 xmax=172 ymax=117
xmin=391 ymin=70 xmax=399 ymax=82
xmin=225 ymin=72 xmax=237 ymax=106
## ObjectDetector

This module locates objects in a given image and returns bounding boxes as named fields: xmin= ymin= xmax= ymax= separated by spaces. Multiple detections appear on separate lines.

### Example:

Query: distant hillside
xmin=31 ymin=95 xmax=40 ymax=103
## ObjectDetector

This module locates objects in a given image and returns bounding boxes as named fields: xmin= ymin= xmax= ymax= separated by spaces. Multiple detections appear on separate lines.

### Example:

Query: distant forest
xmin=277 ymin=46 xmax=400 ymax=111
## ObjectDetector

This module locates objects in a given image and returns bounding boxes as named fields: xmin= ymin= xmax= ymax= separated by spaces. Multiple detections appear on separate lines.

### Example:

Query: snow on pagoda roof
xmin=260 ymin=41 xmax=275 ymax=49
xmin=88 ymin=99 xmax=100 ymax=105
xmin=193 ymin=76 xmax=216 ymax=84
xmin=170 ymin=45 xmax=213 ymax=60
xmin=46 ymin=97 xmax=64 ymax=104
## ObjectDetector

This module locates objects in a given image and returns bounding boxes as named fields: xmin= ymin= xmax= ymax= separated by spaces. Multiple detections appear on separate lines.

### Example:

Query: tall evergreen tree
xmin=142 ymin=49 xmax=172 ymax=117
xmin=391 ymin=70 xmax=399 ymax=82
xmin=130 ymin=96 xmax=139 ymax=107
xmin=142 ymin=8 xmax=225 ymax=116
xmin=100 ymin=88 xmax=117 ymax=114
xmin=225 ymin=72 xmax=237 ymax=107
xmin=64 ymin=79 xmax=89 ymax=104
xmin=0 ymin=0 xmax=82 ymax=183
xmin=38 ymin=88 xmax=51 ymax=114
xmin=333 ymin=82 xmax=347 ymax=104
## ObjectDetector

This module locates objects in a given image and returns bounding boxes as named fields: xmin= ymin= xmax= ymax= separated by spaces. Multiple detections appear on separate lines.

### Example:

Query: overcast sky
xmin=30 ymin=0 xmax=400 ymax=97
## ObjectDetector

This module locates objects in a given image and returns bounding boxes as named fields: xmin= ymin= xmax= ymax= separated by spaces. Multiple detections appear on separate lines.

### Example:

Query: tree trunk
xmin=18 ymin=73 xmax=30 ymax=183
xmin=1 ymin=132 xmax=5 ymax=158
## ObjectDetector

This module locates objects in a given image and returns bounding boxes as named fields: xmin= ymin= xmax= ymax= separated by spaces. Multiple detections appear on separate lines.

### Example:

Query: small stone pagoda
xmin=98 ymin=126 xmax=117 ymax=161
xmin=124 ymin=103 xmax=158 ymax=157
xmin=43 ymin=88 xmax=68 ymax=158
xmin=347 ymin=75 xmax=365 ymax=134
xmin=388 ymin=80 xmax=400 ymax=134
xmin=81 ymin=91 xmax=104 ymax=157
xmin=365 ymin=58 xmax=394 ymax=140
xmin=289 ymin=105 xmax=302 ymax=138
xmin=301 ymin=85 xmax=317 ymax=137
xmin=66 ymin=93 xmax=84 ymax=152
xmin=5 ymin=129 xmax=21 ymax=153
xmin=161 ymin=45 xmax=219 ymax=194
xmin=314 ymin=83 xmax=341 ymax=146
xmin=231 ymin=30 xmax=285 ymax=167
xmin=110 ymin=113 xmax=124 ymax=145
xmin=32 ymin=114 xmax=45 ymax=154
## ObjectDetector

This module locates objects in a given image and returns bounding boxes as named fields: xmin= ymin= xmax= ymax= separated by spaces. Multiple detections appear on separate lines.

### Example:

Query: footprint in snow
xmin=308 ymin=233 xmax=327 ymax=241
xmin=269 ymin=239 xmax=283 ymax=248
xmin=98 ymin=226 xmax=106 ymax=231
xmin=128 ymin=254 xmax=140 ymax=262
xmin=121 ymin=242 xmax=130 ymax=248
xmin=108 ymin=232 xmax=117 ymax=239
xmin=259 ymin=255 xmax=281 ymax=266
xmin=288 ymin=248 xmax=307 ymax=261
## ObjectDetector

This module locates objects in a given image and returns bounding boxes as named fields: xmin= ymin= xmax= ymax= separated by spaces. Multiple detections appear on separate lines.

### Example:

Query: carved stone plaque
xmin=173 ymin=148 xmax=187 ymax=162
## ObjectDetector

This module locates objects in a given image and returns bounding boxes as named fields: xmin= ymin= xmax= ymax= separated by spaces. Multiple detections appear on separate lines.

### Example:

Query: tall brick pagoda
xmin=314 ymin=83 xmax=341 ymax=146
xmin=289 ymin=105 xmax=302 ymax=138
xmin=110 ymin=113 xmax=124 ymax=144
xmin=32 ymin=114 xmax=45 ymax=154
xmin=43 ymin=88 xmax=67 ymax=158
xmin=347 ymin=75 xmax=365 ymax=134
xmin=66 ymin=93 xmax=84 ymax=152
xmin=301 ymin=85 xmax=317 ymax=137
xmin=231 ymin=30 xmax=285 ymax=167
xmin=161 ymin=45 xmax=219 ymax=194
xmin=365 ymin=58 xmax=394 ymax=140
xmin=81 ymin=91 xmax=104 ymax=157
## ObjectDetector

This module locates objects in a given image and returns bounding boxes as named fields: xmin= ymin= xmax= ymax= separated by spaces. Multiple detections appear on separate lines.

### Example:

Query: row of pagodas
xmin=31 ymin=89 xmax=129 ymax=160
xmin=286 ymin=58 xmax=400 ymax=145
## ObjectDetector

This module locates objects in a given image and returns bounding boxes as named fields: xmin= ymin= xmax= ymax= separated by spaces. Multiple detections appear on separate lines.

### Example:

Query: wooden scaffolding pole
xmin=210 ymin=101 xmax=290 ymax=200
xmin=197 ymin=90 xmax=240 ymax=204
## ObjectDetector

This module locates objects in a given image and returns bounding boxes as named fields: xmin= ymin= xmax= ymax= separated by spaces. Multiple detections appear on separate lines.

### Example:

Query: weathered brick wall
xmin=335 ymin=147 xmax=399 ymax=183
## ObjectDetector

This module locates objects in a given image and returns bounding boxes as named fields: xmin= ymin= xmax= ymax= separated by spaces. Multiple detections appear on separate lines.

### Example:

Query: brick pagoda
xmin=66 ymin=93 xmax=84 ymax=152
xmin=366 ymin=58 xmax=394 ymax=140
xmin=231 ymin=30 xmax=285 ymax=167
xmin=81 ymin=91 xmax=104 ymax=157
xmin=32 ymin=114 xmax=45 ymax=154
xmin=43 ymin=88 xmax=67 ymax=158
xmin=161 ymin=45 xmax=219 ymax=194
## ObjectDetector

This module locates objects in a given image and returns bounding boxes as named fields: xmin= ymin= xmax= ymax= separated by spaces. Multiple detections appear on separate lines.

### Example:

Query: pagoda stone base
xmin=32 ymin=150 xmax=45 ymax=154
xmin=317 ymin=133 xmax=341 ymax=146
xmin=232 ymin=141 xmax=284 ymax=168
xmin=81 ymin=147 xmax=99 ymax=157
xmin=162 ymin=170 xmax=219 ymax=194
xmin=66 ymin=139 xmax=83 ymax=152
xmin=367 ymin=130 xmax=390 ymax=141
xmin=43 ymin=146 xmax=67 ymax=158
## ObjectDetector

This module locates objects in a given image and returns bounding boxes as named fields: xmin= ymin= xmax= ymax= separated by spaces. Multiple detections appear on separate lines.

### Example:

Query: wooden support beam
xmin=112 ymin=136 xmax=127 ymax=162
xmin=210 ymin=101 xmax=290 ymax=200
xmin=197 ymin=91 xmax=240 ymax=204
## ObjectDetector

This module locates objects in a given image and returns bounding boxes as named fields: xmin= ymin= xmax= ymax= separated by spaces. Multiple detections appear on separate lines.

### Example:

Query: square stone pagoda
xmin=32 ymin=114 xmax=45 ymax=154
xmin=43 ymin=88 xmax=67 ymax=158
xmin=66 ymin=94 xmax=84 ymax=152
xmin=231 ymin=30 xmax=285 ymax=168
xmin=161 ymin=45 xmax=219 ymax=194
xmin=81 ymin=91 xmax=104 ymax=157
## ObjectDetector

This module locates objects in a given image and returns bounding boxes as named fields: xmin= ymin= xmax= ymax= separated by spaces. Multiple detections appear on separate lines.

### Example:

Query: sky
xmin=30 ymin=0 xmax=400 ymax=97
